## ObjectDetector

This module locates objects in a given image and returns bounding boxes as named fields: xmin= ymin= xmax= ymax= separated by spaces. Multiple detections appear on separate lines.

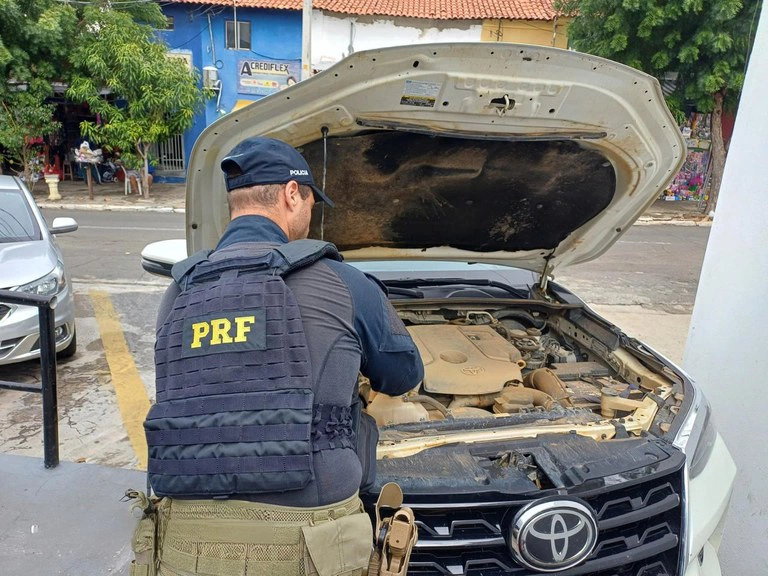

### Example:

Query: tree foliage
xmin=0 ymin=1 xmax=205 ymax=195
xmin=0 ymin=92 xmax=60 ymax=188
xmin=559 ymin=0 xmax=761 ymax=211
xmin=0 ymin=1 xmax=76 ymax=182
xmin=67 ymin=6 xmax=206 ymax=196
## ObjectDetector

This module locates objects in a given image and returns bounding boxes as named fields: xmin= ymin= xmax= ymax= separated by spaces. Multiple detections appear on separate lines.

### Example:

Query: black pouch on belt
xmin=352 ymin=393 xmax=379 ymax=494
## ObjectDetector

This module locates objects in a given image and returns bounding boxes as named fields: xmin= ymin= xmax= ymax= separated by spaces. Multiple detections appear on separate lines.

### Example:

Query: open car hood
xmin=187 ymin=43 xmax=684 ymax=277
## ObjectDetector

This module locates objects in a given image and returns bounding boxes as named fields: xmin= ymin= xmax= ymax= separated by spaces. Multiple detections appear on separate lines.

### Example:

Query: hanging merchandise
xmin=663 ymin=113 xmax=712 ymax=201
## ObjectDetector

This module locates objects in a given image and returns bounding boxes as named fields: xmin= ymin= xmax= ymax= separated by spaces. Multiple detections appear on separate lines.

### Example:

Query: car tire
xmin=58 ymin=329 xmax=77 ymax=359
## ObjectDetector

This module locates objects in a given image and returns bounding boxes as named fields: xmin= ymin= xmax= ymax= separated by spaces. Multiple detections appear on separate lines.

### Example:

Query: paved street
xmin=559 ymin=225 xmax=709 ymax=365
xmin=0 ymin=210 xmax=709 ymax=469
xmin=558 ymin=225 xmax=710 ymax=311
xmin=50 ymin=209 xmax=185 ymax=285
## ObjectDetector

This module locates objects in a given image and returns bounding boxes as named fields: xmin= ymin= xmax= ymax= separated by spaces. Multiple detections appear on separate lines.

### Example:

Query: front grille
xmin=375 ymin=467 xmax=683 ymax=576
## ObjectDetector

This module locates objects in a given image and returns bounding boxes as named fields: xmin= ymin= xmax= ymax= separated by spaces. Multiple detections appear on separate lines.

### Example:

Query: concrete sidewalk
xmin=0 ymin=454 xmax=145 ymax=575
xmin=636 ymin=198 xmax=711 ymax=226
xmin=33 ymin=178 xmax=187 ymax=213
xmin=30 ymin=177 xmax=712 ymax=225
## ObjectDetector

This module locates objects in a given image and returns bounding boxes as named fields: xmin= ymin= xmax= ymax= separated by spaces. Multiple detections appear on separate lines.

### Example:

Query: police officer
xmin=135 ymin=137 xmax=423 ymax=576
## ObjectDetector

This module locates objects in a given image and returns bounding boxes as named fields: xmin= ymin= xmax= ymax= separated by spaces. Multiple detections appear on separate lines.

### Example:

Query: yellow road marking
xmin=90 ymin=290 xmax=150 ymax=469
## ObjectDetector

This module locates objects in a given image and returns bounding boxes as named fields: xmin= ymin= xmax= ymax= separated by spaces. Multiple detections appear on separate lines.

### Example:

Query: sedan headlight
xmin=673 ymin=382 xmax=718 ymax=478
xmin=16 ymin=262 xmax=66 ymax=297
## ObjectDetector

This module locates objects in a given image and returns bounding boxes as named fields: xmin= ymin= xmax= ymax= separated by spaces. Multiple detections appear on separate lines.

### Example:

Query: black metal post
xmin=0 ymin=289 xmax=60 ymax=469
xmin=38 ymin=303 xmax=59 ymax=469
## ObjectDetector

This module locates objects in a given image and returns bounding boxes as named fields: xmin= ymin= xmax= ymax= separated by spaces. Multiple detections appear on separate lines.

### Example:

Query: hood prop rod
xmin=320 ymin=126 xmax=329 ymax=240
xmin=537 ymin=251 xmax=556 ymax=296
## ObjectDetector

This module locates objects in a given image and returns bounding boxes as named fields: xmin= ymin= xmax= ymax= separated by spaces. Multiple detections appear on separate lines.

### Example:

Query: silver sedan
xmin=0 ymin=175 xmax=78 ymax=364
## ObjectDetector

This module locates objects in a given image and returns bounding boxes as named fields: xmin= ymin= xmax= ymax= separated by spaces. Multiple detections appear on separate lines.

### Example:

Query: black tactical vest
xmin=146 ymin=240 xmax=351 ymax=498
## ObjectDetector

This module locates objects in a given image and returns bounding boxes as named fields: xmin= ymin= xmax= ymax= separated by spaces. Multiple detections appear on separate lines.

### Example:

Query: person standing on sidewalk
xmin=130 ymin=136 xmax=423 ymax=576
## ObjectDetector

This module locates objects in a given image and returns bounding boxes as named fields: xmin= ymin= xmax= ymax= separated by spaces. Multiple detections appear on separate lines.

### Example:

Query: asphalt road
xmin=0 ymin=209 xmax=711 ymax=468
xmin=558 ymin=225 xmax=710 ymax=311
xmin=47 ymin=209 xmax=185 ymax=286
xmin=48 ymin=208 xmax=710 ymax=309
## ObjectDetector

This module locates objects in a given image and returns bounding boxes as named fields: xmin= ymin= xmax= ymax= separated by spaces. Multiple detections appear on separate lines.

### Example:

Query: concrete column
xmin=301 ymin=0 xmax=312 ymax=80
xmin=44 ymin=173 xmax=61 ymax=201
xmin=683 ymin=5 xmax=768 ymax=574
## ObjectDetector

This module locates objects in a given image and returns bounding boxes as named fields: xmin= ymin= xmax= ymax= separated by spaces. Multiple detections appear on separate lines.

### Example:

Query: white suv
xmin=143 ymin=43 xmax=735 ymax=576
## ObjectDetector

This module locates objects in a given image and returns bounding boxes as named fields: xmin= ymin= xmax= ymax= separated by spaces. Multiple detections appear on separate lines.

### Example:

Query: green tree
xmin=0 ymin=1 xmax=76 ymax=184
xmin=67 ymin=6 xmax=205 ymax=197
xmin=0 ymin=88 xmax=60 ymax=188
xmin=560 ymin=0 xmax=761 ymax=213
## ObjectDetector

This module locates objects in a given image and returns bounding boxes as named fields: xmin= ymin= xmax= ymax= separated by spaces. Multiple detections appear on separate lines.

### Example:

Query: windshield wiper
xmin=383 ymin=278 xmax=528 ymax=299
xmin=386 ymin=286 xmax=425 ymax=298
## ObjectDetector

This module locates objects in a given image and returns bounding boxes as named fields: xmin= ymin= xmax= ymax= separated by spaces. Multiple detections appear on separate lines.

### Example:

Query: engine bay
xmin=360 ymin=300 xmax=684 ymax=461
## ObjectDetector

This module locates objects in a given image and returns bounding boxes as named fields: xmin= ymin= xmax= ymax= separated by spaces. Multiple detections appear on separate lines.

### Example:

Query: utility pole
xmin=301 ymin=0 xmax=312 ymax=80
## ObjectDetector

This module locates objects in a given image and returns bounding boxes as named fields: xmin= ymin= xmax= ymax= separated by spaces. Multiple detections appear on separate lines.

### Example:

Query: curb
xmin=37 ymin=202 xmax=185 ymax=214
xmin=634 ymin=218 xmax=712 ymax=227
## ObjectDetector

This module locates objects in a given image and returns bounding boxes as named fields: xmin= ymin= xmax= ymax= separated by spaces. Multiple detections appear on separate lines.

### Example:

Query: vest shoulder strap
xmin=171 ymin=249 xmax=212 ymax=285
xmin=272 ymin=239 xmax=342 ymax=277
xmin=171 ymin=240 xmax=341 ymax=286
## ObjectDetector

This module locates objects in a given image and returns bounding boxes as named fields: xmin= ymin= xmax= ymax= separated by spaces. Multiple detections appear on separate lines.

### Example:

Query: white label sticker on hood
xmin=400 ymin=80 xmax=442 ymax=107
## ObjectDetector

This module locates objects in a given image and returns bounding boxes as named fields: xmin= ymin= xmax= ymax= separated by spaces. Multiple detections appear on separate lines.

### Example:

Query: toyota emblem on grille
xmin=509 ymin=498 xmax=598 ymax=572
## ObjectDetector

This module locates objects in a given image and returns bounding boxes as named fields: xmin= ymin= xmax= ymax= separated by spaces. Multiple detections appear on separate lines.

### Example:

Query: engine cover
xmin=407 ymin=325 xmax=524 ymax=395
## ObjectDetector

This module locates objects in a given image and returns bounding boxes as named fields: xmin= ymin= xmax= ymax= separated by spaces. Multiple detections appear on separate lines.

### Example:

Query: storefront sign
xmin=238 ymin=59 xmax=300 ymax=96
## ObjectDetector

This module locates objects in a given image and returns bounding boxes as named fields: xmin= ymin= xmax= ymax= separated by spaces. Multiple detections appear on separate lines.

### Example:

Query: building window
xmin=226 ymin=21 xmax=251 ymax=50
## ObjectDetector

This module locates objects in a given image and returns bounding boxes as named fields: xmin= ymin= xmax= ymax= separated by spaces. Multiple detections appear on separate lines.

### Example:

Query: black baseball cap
xmin=220 ymin=136 xmax=334 ymax=207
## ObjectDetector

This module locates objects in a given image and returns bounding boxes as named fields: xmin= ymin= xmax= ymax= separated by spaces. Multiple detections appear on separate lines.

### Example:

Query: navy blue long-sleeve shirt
xmin=155 ymin=215 xmax=423 ymax=505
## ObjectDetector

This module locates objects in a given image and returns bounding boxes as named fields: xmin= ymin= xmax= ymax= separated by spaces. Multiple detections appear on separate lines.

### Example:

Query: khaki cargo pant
xmin=130 ymin=493 xmax=372 ymax=576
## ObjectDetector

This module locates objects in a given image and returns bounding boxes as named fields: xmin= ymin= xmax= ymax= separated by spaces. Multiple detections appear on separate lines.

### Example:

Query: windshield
xmin=0 ymin=188 xmax=42 ymax=243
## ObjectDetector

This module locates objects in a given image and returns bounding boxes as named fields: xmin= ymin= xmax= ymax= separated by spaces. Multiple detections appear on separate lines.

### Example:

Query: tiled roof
xmin=167 ymin=0 xmax=560 ymax=21
xmin=322 ymin=1 xmax=558 ymax=20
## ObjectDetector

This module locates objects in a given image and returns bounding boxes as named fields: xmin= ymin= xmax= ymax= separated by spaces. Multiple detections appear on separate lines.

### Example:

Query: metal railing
xmin=150 ymin=134 xmax=185 ymax=172
xmin=0 ymin=289 xmax=59 ymax=468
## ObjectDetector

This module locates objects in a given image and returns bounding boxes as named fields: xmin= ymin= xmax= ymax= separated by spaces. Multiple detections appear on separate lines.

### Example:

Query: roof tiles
xmin=167 ymin=0 xmax=559 ymax=21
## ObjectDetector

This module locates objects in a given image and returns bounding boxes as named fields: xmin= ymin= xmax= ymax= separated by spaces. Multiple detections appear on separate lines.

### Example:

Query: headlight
xmin=673 ymin=382 xmax=718 ymax=478
xmin=16 ymin=262 xmax=66 ymax=297
xmin=673 ymin=378 xmax=722 ymax=573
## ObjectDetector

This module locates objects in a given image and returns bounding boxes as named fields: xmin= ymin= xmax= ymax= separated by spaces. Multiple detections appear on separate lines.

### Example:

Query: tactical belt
xmin=156 ymin=493 xmax=365 ymax=576
xmin=162 ymin=490 xmax=363 ymax=524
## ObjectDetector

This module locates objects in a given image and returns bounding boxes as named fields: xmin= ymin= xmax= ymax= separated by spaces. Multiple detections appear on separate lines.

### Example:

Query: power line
xmin=169 ymin=25 xmax=208 ymax=50
xmin=247 ymin=49 xmax=301 ymax=61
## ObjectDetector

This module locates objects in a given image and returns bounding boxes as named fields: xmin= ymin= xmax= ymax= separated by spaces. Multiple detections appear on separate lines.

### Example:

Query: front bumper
xmin=683 ymin=541 xmax=724 ymax=576
xmin=0 ymin=282 xmax=76 ymax=365
xmin=682 ymin=434 xmax=735 ymax=576
xmin=364 ymin=433 xmax=734 ymax=576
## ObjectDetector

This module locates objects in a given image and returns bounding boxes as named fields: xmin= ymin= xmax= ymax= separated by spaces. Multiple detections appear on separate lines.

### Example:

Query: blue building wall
xmin=157 ymin=4 xmax=302 ymax=181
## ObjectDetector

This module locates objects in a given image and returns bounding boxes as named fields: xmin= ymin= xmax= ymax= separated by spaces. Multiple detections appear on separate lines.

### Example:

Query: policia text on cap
xmin=127 ymin=137 xmax=423 ymax=576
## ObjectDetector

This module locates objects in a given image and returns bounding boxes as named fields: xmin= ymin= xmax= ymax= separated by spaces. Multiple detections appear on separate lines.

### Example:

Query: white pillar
xmin=301 ymin=0 xmax=312 ymax=80
xmin=683 ymin=5 xmax=768 ymax=574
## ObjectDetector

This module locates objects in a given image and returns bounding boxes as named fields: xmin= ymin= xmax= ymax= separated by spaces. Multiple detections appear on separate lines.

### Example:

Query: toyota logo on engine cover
xmin=509 ymin=498 xmax=598 ymax=572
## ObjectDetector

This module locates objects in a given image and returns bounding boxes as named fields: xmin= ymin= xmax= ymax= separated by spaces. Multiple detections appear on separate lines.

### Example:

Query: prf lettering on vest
xmin=182 ymin=310 xmax=266 ymax=357
xmin=190 ymin=316 xmax=256 ymax=348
